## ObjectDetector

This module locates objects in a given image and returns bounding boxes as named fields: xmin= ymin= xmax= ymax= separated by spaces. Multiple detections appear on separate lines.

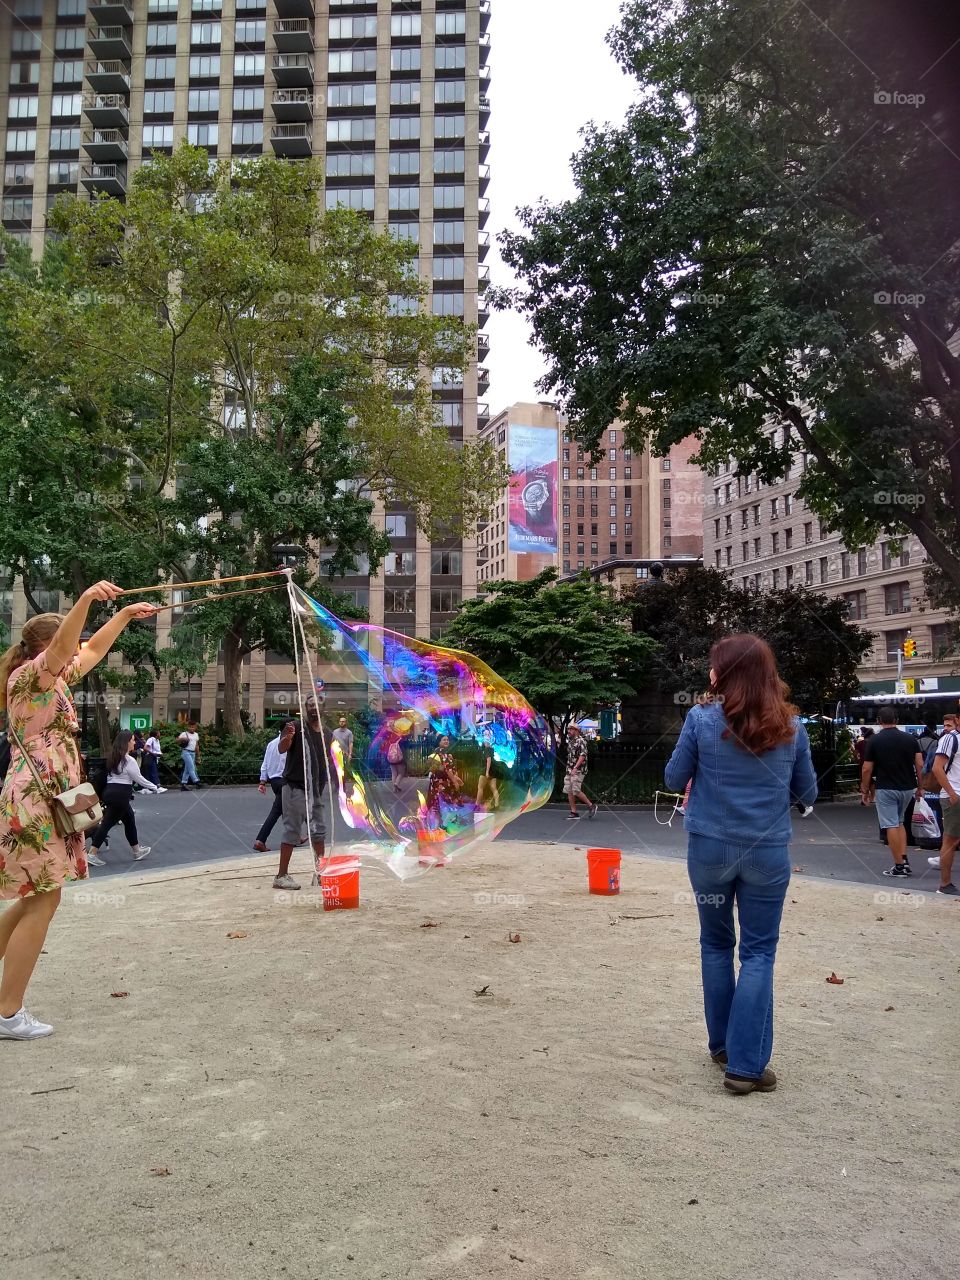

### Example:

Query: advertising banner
xmin=508 ymin=424 xmax=558 ymax=554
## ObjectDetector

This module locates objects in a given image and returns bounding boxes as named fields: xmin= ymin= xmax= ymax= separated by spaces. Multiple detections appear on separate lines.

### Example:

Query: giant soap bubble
xmin=285 ymin=585 xmax=554 ymax=880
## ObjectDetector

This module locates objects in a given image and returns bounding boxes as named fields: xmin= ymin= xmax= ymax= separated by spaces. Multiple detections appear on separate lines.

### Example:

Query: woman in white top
xmin=87 ymin=730 xmax=166 ymax=866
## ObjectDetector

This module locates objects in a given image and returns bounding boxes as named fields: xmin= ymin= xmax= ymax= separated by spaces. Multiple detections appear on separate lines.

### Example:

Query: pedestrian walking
xmin=179 ymin=721 xmax=201 ymax=790
xmin=387 ymin=722 xmax=408 ymax=791
xmin=665 ymin=634 xmax=817 ymax=1095
xmin=476 ymin=727 xmax=502 ymax=810
xmin=87 ymin=730 xmax=167 ymax=866
xmin=142 ymin=729 xmax=162 ymax=786
xmin=253 ymin=724 xmax=290 ymax=853
xmin=563 ymin=724 xmax=596 ymax=819
xmin=0 ymin=581 xmax=155 ymax=1040
xmin=927 ymin=713 xmax=960 ymax=896
xmin=860 ymin=708 xmax=924 ymax=877
xmin=132 ymin=728 xmax=145 ymax=768
xmin=273 ymin=698 xmax=327 ymax=891
xmin=331 ymin=714 xmax=354 ymax=792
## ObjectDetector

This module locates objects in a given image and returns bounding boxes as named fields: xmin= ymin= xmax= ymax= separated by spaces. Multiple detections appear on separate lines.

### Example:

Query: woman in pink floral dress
xmin=0 ymin=581 xmax=155 ymax=1040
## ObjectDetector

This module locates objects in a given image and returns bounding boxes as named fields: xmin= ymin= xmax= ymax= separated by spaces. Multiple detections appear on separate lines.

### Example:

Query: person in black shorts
xmin=476 ymin=727 xmax=501 ymax=810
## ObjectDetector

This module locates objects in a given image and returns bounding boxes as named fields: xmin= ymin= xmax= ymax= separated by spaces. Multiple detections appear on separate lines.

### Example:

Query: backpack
xmin=921 ymin=731 xmax=958 ymax=792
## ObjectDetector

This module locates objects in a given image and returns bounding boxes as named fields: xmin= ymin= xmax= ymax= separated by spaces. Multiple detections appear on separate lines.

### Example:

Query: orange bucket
xmin=319 ymin=856 xmax=360 ymax=911
xmin=587 ymin=848 xmax=621 ymax=896
xmin=417 ymin=828 xmax=449 ymax=867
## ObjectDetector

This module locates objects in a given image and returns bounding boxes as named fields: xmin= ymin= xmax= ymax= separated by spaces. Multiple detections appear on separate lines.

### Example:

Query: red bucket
xmin=319 ymin=856 xmax=360 ymax=911
xmin=586 ymin=848 xmax=621 ymax=896
xmin=417 ymin=828 xmax=449 ymax=867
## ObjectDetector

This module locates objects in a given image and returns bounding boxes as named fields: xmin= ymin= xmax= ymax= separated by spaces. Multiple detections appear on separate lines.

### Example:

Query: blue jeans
xmin=181 ymin=749 xmax=199 ymax=785
xmin=687 ymin=834 xmax=791 ymax=1079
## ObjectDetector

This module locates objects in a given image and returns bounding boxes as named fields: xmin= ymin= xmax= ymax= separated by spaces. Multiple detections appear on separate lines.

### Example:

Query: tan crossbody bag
xmin=6 ymin=721 xmax=103 ymax=839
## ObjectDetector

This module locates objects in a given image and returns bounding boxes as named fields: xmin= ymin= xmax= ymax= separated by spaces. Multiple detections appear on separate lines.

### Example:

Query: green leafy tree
xmin=169 ymin=359 xmax=388 ymax=734
xmin=500 ymin=1 xmax=960 ymax=599
xmin=444 ymin=569 xmax=658 ymax=741
xmin=627 ymin=567 xmax=873 ymax=711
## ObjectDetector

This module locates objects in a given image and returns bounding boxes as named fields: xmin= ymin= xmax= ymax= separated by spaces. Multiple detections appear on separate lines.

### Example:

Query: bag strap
xmin=5 ymin=719 xmax=55 ymax=800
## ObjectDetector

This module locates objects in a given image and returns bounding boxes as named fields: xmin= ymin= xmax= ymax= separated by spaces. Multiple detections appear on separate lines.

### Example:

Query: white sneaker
xmin=87 ymin=851 xmax=106 ymax=867
xmin=928 ymin=855 xmax=941 ymax=868
xmin=273 ymin=874 xmax=301 ymax=891
xmin=132 ymin=845 xmax=152 ymax=861
xmin=156 ymin=787 xmax=167 ymax=795
xmin=0 ymin=1008 xmax=53 ymax=1040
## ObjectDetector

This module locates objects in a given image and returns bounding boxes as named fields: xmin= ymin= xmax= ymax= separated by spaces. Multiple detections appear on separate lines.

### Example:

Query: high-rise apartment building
xmin=702 ymin=446 xmax=960 ymax=698
xmin=0 ymin=0 xmax=491 ymax=726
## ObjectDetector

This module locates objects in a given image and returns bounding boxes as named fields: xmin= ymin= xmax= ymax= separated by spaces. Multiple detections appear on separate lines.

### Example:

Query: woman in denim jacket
xmin=666 ymin=634 xmax=817 ymax=1095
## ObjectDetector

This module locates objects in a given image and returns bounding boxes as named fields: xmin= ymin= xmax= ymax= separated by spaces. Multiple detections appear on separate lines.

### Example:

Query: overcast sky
xmin=484 ymin=0 xmax=638 ymax=413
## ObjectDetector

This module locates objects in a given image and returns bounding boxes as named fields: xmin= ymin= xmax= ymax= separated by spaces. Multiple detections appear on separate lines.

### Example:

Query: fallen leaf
xmin=826 ymin=972 xmax=845 ymax=985
xmin=884 ymin=1005 xmax=895 ymax=1011
xmin=508 ymin=932 xmax=521 ymax=943
xmin=876 ymin=915 xmax=884 ymax=921
xmin=226 ymin=931 xmax=247 ymax=940
xmin=149 ymin=1167 xmax=171 ymax=1177
xmin=688 ymin=1197 xmax=699 ymax=1205
xmin=791 ymin=899 xmax=798 ymax=904
xmin=793 ymin=866 xmax=806 ymax=873
xmin=474 ymin=985 xmax=490 ymax=997
xmin=420 ymin=921 xmax=440 ymax=929
xmin=110 ymin=991 xmax=129 ymax=999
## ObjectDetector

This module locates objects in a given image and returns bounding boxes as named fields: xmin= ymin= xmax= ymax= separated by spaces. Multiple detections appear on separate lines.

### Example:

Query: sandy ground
xmin=2 ymin=841 xmax=959 ymax=1280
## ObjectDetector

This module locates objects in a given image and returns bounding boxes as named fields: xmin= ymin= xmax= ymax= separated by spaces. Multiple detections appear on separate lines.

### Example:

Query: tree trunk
xmin=221 ymin=627 xmax=246 ymax=737
xmin=88 ymin=669 xmax=113 ymax=755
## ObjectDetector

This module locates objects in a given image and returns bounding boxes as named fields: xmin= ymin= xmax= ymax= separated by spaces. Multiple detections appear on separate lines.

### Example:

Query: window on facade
xmin=330 ymin=15 xmax=378 ymax=39
xmin=329 ymin=83 xmax=377 ymax=108
xmin=330 ymin=117 xmax=377 ymax=143
xmin=434 ymin=114 xmax=465 ymax=138
xmin=390 ymin=49 xmax=421 ymax=72
xmin=842 ymin=591 xmax=867 ymax=621
xmin=330 ymin=50 xmax=378 ymax=73
xmin=386 ymin=551 xmax=416 ymax=576
xmin=753 ymin=504 xmax=760 ymax=526
xmin=772 ymin=532 xmax=780 ymax=553
xmin=231 ymin=120 xmax=263 ymax=146
xmin=884 ymin=629 xmax=909 ymax=661
xmin=143 ymin=124 xmax=174 ymax=147
xmin=389 ymin=116 xmax=420 ymax=141
xmin=435 ymin=80 xmax=466 ymax=104
xmin=189 ymin=55 xmax=220 ymax=76
xmin=390 ymin=13 xmax=421 ymax=37
xmin=931 ymin=623 xmax=960 ymax=661
xmin=436 ymin=12 xmax=466 ymax=34
xmin=233 ymin=53 xmax=265 ymax=76
xmin=232 ymin=86 xmax=263 ymax=112
xmin=235 ymin=19 xmax=265 ymax=43
xmin=384 ymin=588 xmax=415 ymax=614
xmin=884 ymin=582 xmax=910 ymax=615
xmin=144 ymin=90 xmax=175 ymax=113
xmin=187 ymin=122 xmax=218 ymax=146
xmin=818 ymin=557 xmax=829 ymax=583
xmin=146 ymin=55 xmax=177 ymax=78
xmin=431 ymin=550 xmax=462 ymax=576
xmin=390 ymin=82 xmax=420 ymax=105
xmin=435 ymin=46 xmax=467 ymax=70
xmin=191 ymin=22 xmax=221 ymax=44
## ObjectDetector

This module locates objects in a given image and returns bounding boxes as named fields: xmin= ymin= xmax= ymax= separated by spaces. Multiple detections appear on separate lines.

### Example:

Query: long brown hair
xmin=0 ymin=613 xmax=65 ymax=714
xmin=709 ymin=634 xmax=797 ymax=754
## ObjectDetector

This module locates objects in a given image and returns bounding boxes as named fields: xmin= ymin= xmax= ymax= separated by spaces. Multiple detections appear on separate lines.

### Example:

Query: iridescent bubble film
xmin=289 ymin=586 xmax=554 ymax=880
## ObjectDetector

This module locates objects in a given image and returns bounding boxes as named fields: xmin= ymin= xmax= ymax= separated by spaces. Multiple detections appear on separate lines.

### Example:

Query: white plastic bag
xmin=911 ymin=796 xmax=940 ymax=842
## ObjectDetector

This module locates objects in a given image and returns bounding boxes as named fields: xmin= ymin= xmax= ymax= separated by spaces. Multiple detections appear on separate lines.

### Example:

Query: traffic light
xmin=903 ymin=638 xmax=917 ymax=659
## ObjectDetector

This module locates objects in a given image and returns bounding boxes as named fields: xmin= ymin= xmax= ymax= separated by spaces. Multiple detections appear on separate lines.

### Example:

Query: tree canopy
xmin=443 ymin=570 xmax=658 ymax=737
xmin=627 ymin=566 xmax=873 ymax=711
xmin=500 ymin=1 xmax=960 ymax=600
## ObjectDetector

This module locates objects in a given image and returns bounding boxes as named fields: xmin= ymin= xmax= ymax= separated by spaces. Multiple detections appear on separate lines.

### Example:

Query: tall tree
xmin=169 ymin=359 xmax=388 ymax=733
xmin=500 ymin=1 xmax=960 ymax=600
xmin=444 ymin=570 xmax=658 ymax=741
xmin=627 ymin=566 xmax=873 ymax=711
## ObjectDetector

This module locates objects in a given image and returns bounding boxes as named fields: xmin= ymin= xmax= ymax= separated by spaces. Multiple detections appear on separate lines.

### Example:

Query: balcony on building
xmin=477 ymin=196 xmax=490 ymax=227
xmin=273 ymin=17 xmax=313 ymax=53
xmin=273 ymin=0 xmax=313 ymax=21
xmin=82 ymin=128 xmax=128 ymax=162
xmin=477 ymin=402 xmax=490 ymax=428
xmin=271 ymin=89 xmax=314 ymax=123
xmin=477 ymin=365 xmax=490 ymax=395
xmin=84 ymin=94 xmax=129 ymax=128
xmin=81 ymin=162 xmax=126 ymax=195
xmin=479 ymin=0 xmax=491 ymax=30
xmin=89 ymin=0 xmax=133 ymax=25
xmin=270 ymin=123 xmax=311 ymax=156
xmin=478 ymin=331 xmax=490 ymax=360
xmin=477 ymin=544 xmax=490 ymax=564
xmin=478 ymin=94 xmax=491 ymax=124
xmin=478 ymin=129 xmax=490 ymax=160
xmin=478 ymin=263 xmax=491 ymax=291
xmin=88 ymin=26 xmax=132 ymax=60
xmin=478 ymin=162 xmax=491 ymax=194
xmin=85 ymin=61 xmax=131 ymax=95
xmin=477 ymin=228 xmax=491 ymax=261
xmin=272 ymin=53 xmax=314 ymax=87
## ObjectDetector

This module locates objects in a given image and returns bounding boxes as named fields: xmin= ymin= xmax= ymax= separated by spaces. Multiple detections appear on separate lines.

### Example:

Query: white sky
xmin=484 ymin=0 xmax=639 ymax=412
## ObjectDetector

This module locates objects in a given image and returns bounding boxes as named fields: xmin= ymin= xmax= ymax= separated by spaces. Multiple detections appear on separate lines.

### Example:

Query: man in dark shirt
xmin=273 ymin=696 xmax=327 ymax=891
xmin=861 ymin=708 xmax=923 ymax=877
